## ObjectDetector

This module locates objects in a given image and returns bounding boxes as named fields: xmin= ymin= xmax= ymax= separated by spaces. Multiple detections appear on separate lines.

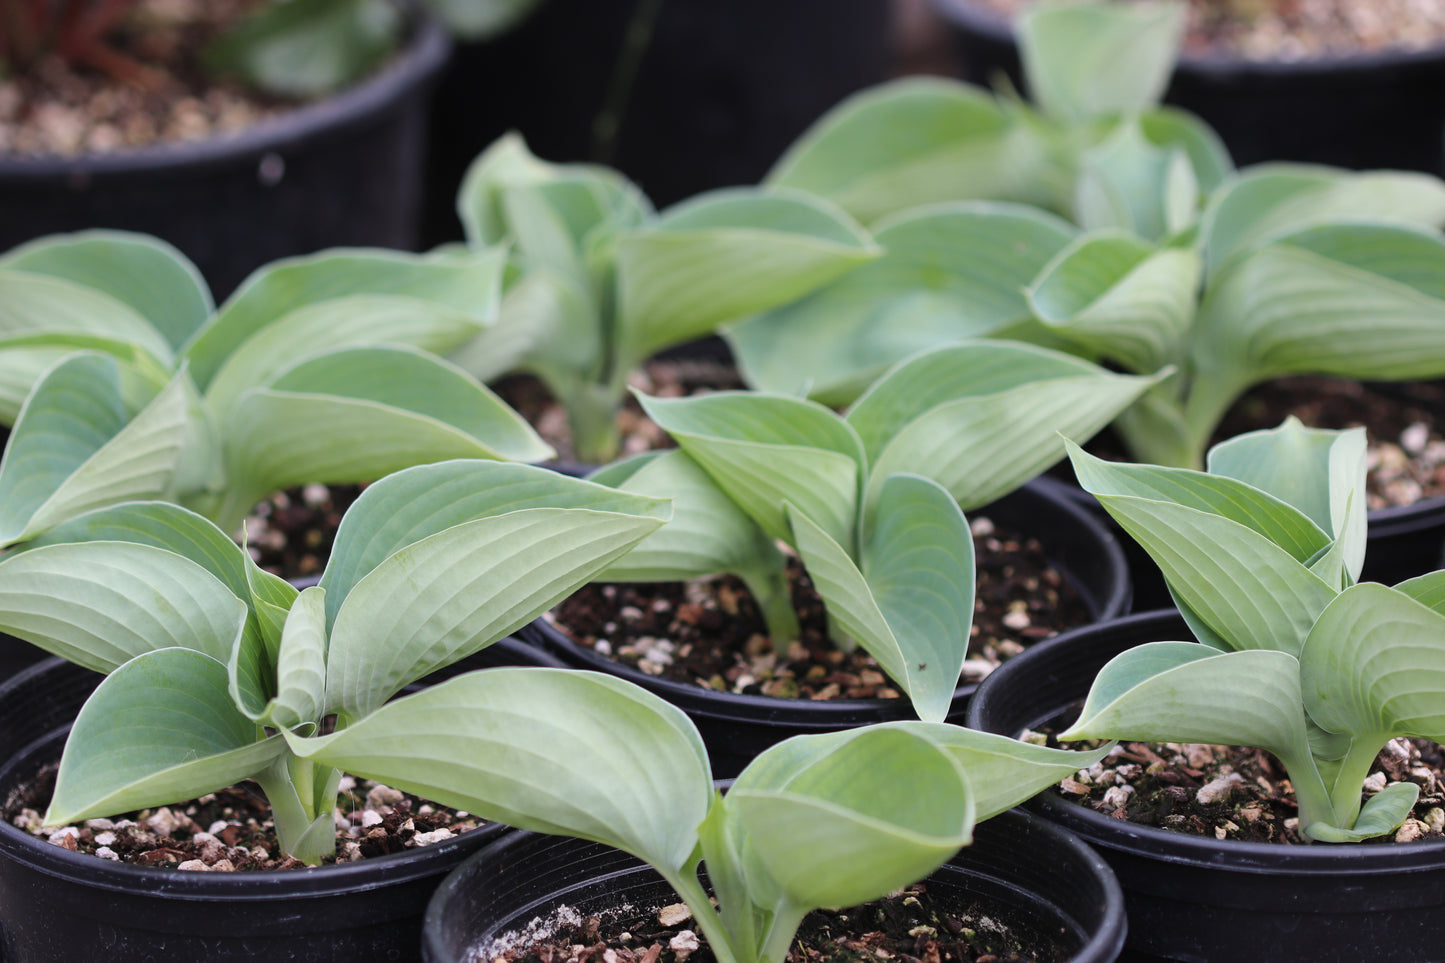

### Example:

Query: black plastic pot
xmin=420 ymin=0 xmax=890 ymax=246
xmin=527 ymin=478 xmax=1131 ymax=778
xmin=0 ymin=636 xmax=560 ymax=963
xmin=0 ymin=633 xmax=47 ymax=685
xmin=967 ymin=610 xmax=1445 ymax=963
xmin=926 ymin=0 xmax=1445 ymax=174
xmin=0 ymin=14 xmax=450 ymax=299
xmin=421 ymin=809 xmax=1127 ymax=963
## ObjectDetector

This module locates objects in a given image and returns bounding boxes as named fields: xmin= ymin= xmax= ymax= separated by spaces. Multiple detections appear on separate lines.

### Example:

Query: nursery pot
xmin=926 ymin=0 xmax=1445 ymax=174
xmin=0 ymin=13 xmax=450 ymax=299
xmin=527 ymin=478 xmax=1131 ymax=778
xmin=966 ymin=609 xmax=1445 ymax=963
xmin=420 ymin=809 xmax=1127 ymax=963
xmin=0 ymin=636 xmax=560 ymax=963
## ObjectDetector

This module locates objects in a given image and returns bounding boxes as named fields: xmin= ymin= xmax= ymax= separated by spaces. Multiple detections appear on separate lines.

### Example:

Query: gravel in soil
xmin=964 ymin=0 xmax=1445 ymax=59
xmin=1030 ymin=724 xmax=1445 ymax=844
xmin=479 ymin=881 xmax=1068 ymax=963
xmin=549 ymin=516 xmax=1090 ymax=699
xmin=3 ymin=761 xmax=483 ymax=871
xmin=1 ymin=0 xmax=295 ymax=157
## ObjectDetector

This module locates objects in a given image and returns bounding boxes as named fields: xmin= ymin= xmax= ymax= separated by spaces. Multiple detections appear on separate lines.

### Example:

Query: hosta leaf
xmin=0 ymin=540 xmax=247 ymax=673
xmin=641 ymin=392 xmax=862 ymax=550
xmin=202 ymin=0 xmax=400 ymax=98
xmin=728 ymin=726 xmax=973 ymax=910
xmin=1305 ymin=782 xmax=1420 ymax=843
xmin=326 ymin=507 xmax=665 ymax=717
xmin=448 ymin=267 xmax=600 ymax=385
xmin=216 ymin=346 xmax=551 ymax=525
xmin=1301 ymin=584 xmax=1445 ymax=743
xmin=1137 ymin=107 xmax=1234 ymax=196
xmin=1060 ymin=642 xmax=1314 ymax=771
xmin=457 ymin=133 xmax=562 ymax=246
xmin=1202 ymin=165 xmax=1445 ymax=275
xmin=184 ymin=247 xmax=505 ymax=390
xmin=0 ymin=356 xmax=195 ymax=546
xmin=855 ymin=348 xmax=1158 ymax=513
xmin=0 ymin=337 xmax=171 ymax=426
xmin=427 ymin=0 xmax=543 ymax=38
xmin=785 ymin=478 xmax=974 ymax=725
xmin=0 ymin=230 xmax=212 ymax=351
xmin=766 ymin=77 xmax=1061 ymax=223
xmin=248 ymin=586 xmax=326 ymax=731
xmin=203 ymin=293 xmax=492 ymax=414
xmin=291 ymin=667 xmax=711 ymax=872
xmin=1027 ymin=232 xmax=1201 ymax=374
xmin=1195 ymin=225 xmax=1445 ymax=387
xmin=46 ymin=648 xmax=283 ymax=824
xmin=726 ymin=203 xmax=1076 ymax=404
xmin=589 ymin=451 xmax=784 ymax=583
xmin=1073 ymin=119 xmax=1199 ymax=241
xmin=0 ymin=270 xmax=176 ymax=367
xmin=319 ymin=460 xmax=669 ymax=629
xmin=615 ymin=188 xmax=879 ymax=363
xmin=1395 ymin=570 xmax=1445 ymax=614
xmin=1018 ymin=0 xmax=1183 ymax=123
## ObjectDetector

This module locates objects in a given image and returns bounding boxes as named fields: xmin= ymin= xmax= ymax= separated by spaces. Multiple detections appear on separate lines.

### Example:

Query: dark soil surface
xmin=1031 ymin=723 xmax=1445 ymax=845
xmin=243 ymin=482 xmax=366 ymax=582
xmin=1 ymin=0 xmax=292 ymax=156
xmin=4 ymin=761 xmax=483 ymax=871
xmin=549 ymin=517 xmax=1090 ymax=700
xmin=485 ymin=880 xmax=1068 ymax=963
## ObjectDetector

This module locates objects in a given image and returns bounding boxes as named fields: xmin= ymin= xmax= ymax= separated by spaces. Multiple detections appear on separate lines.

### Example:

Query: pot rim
xmin=926 ymin=0 xmax=1445 ymax=75
xmin=0 ymin=12 xmax=450 ymax=180
xmin=967 ymin=608 xmax=1445 ymax=874
xmin=530 ymin=477 xmax=1130 ymax=720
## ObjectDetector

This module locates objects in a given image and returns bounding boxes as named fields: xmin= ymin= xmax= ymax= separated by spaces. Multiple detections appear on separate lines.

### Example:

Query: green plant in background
xmin=588 ymin=340 xmax=1159 ymax=719
xmin=1061 ymin=419 xmax=1445 ymax=841
xmin=0 ymin=0 xmax=544 ymax=99
xmin=766 ymin=0 xmax=1230 ymax=232
xmin=293 ymin=665 xmax=1112 ymax=963
xmin=0 ymin=230 xmax=550 ymax=545
xmin=443 ymin=133 xmax=882 ymax=463
xmin=0 ymin=460 xmax=668 ymax=864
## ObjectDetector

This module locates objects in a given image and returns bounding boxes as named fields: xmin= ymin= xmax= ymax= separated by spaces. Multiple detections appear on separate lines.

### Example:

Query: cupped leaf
xmin=855 ymin=344 xmax=1160 ymax=513
xmin=457 ymin=133 xmax=565 ymax=246
xmin=1018 ymin=0 xmax=1184 ymax=123
xmin=1026 ymin=231 xmax=1201 ymax=375
xmin=1136 ymin=107 xmax=1234 ymax=197
xmin=1073 ymin=118 xmax=1201 ymax=241
xmin=448 ymin=266 xmax=600 ymax=385
xmin=260 ymin=586 xmax=329 ymax=731
xmin=0 ymin=337 xmax=173 ymax=426
xmin=728 ymin=726 xmax=974 ymax=910
xmin=0 ymin=269 xmax=176 ymax=368
xmin=46 ymin=648 xmax=284 ymax=824
xmin=319 ymin=460 xmax=670 ymax=626
xmin=615 ymin=188 xmax=880 ymax=363
xmin=640 ymin=392 xmax=863 ymax=550
xmin=1305 ymin=782 xmax=1421 ymax=843
xmin=183 ymin=247 xmax=505 ymax=391
xmin=766 ymin=77 xmax=1062 ymax=223
xmin=1060 ymin=642 xmax=1314 ymax=767
xmin=325 ymin=506 xmax=666 ymax=717
xmin=202 ymin=293 xmax=492 ymax=415
xmin=1201 ymin=165 xmax=1445 ymax=276
xmin=0 ymin=540 xmax=247 ymax=673
xmin=784 ymin=475 xmax=974 ymax=723
xmin=726 ymin=203 xmax=1077 ymax=404
xmin=202 ymin=0 xmax=401 ymax=98
xmin=1301 ymin=584 xmax=1445 ymax=744
xmin=290 ymin=667 xmax=712 ymax=872
xmin=0 ymin=355 xmax=195 ymax=546
xmin=1195 ymin=225 xmax=1445 ymax=393
xmin=588 ymin=451 xmax=787 ymax=586
xmin=0 ymin=230 xmax=212 ymax=351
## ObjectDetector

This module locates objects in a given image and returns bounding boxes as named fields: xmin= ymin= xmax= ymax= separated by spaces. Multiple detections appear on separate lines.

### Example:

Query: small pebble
xmin=658 ymin=903 xmax=692 ymax=926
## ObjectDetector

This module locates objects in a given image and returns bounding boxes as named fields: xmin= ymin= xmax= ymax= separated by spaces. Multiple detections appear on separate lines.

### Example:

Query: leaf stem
xmin=659 ymin=866 xmax=746 ymax=963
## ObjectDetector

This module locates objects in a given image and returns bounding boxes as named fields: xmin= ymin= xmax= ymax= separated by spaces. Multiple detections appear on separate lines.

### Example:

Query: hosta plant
xmin=1060 ymin=418 xmax=1445 ymax=841
xmin=0 ymin=459 xmax=668 ymax=865
xmin=590 ymin=340 xmax=1159 ymax=720
xmin=291 ymin=668 xmax=1112 ymax=963
xmin=766 ymin=0 xmax=1231 ymax=232
xmin=0 ymin=230 xmax=549 ymax=545
xmin=443 ymin=133 xmax=881 ymax=463
xmin=730 ymin=161 xmax=1445 ymax=469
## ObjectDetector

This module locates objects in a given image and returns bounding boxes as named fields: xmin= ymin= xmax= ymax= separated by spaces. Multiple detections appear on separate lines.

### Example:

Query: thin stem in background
xmin=591 ymin=0 xmax=665 ymax=166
